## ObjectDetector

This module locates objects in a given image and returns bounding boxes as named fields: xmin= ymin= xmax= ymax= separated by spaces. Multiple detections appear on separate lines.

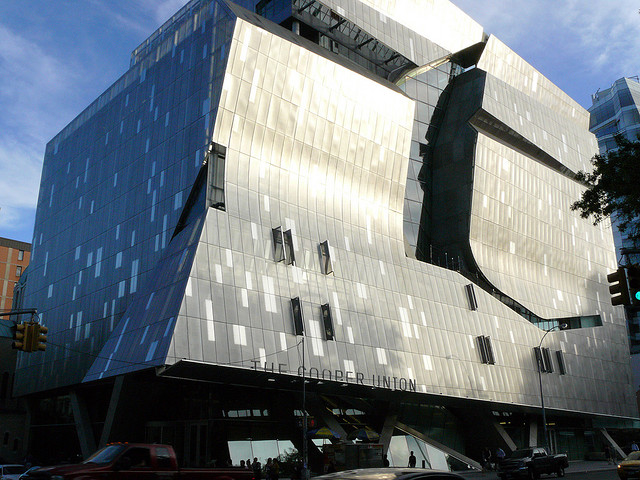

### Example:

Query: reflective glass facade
xmin=16 ymin=0 xmax=638 ymax=465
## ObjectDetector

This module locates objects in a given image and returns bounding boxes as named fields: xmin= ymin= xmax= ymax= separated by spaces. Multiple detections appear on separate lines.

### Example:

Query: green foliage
xmin=571 ymin=135 xmax=640 ymax=243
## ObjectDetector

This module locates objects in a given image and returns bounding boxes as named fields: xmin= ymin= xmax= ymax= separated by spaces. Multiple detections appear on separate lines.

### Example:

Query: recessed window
xmin=319 ymin=241 xmax=333 ymax=275
xmin=17 ymin=250 xmax=24 ymax=261
xmin=206 ymin=142 xmax=226 ymax=210
xmin=291 ymin=297 xmax=304 ymax=336
xmin=283 ymin=229 xmax=295 ymax=265
xmin=542 ymin=347 xmax=554 ymax=373
xmin=321 ymin=303 xmax=335 ymax=341
xmin=534 ymin=347 xmax=554 ymax=373
xmin=16 ymin=266 xmax=22 ymax=277
xmin=465 ymin=284 xmax=478 ymax=310
xmin=273 ymin=227 xmax=295 ymax=265
xmin=477 ymin=335 xmax=495 ymax=364
xmin=556 ymin=350 xmax=566 ymax=375
xmin=273 ymin=227 xmax=285 ymax=262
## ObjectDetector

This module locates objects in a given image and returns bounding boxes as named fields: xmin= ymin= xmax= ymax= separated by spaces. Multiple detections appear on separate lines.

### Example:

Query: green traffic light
xmin=636 ymin=291 xmax=640 ymax=301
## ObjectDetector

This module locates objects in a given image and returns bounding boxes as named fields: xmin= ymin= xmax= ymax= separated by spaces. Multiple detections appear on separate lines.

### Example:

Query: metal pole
xmin=537 ymin=324 xmax=566 ymax=452
xmin=537 ymin=351 xmax=548 ymax=450
xmin=302 ymin=335 xmax=308 ymax=480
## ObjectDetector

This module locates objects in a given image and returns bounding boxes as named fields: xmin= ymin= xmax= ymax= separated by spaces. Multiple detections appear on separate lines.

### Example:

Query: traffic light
xmin=32 ymin=323 xmax=48 ymax=351
xmin=628 ymin=266 xmax=640 ymax=307
xmin=10 ymin=322 xmax=47 ymax=352
xmin=608 ymin=267 xmax=631 ymax=306
xmin=11 ymin=322 xmax=29 ymax=351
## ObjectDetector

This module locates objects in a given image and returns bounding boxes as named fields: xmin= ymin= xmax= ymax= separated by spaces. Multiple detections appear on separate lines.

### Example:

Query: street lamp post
xmin=302 ymin=334 xmax=308 ymax=480
xmin=537 ymin=323 xmax=567 ymax=452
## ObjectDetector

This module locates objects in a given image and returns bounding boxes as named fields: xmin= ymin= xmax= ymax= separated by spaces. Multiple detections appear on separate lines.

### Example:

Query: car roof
xmin=314 ymin=467 xmax=465 ymax=480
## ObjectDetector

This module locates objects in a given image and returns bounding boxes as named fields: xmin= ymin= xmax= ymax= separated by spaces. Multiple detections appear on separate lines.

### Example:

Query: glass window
xmin=618 ymin=88 xmax=634 ymax=108
xmin=156 ymin=446 xmax=172 ymax=468
xmin=17 ymin=250 xmax=24 ymax=261
xmin=16 ymin=266 xmax=22 ymax=277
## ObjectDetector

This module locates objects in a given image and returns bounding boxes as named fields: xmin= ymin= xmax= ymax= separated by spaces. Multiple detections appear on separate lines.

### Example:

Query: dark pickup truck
xmin=497 ymin=447 xmax=568 ymax=479
xmin=23 ymin=443 xmax=255 ymax=480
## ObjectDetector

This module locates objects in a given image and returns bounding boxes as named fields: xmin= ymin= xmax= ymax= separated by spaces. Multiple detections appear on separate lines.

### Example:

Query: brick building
xmin=0 ymin=237 xmax=31 ymax=313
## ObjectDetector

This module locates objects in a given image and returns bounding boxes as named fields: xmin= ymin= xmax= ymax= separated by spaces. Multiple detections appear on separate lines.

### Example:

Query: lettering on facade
xmin=252 ymin=361 xmax=416 ymax=392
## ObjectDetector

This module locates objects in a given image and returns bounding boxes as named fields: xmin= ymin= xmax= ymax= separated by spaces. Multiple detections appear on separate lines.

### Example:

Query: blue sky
xmin=0 ymin=0 xmax=639 ymax=244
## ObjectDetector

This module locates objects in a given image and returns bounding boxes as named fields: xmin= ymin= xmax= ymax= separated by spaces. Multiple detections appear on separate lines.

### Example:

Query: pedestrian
xmin=495 ymin=447 xmax=506 ymax=466
xmin=247 ymin=459 xmax=252 ymax=469
xmin=253 ymin=457 xmax=262 ymax=480
xmin=265 ymin=457 xmax=273 ymax=480
xmin=482 ymin=447 xmax=492 ymax=471
xmin=327 ymin=460 xmax=336 ymax=473
xmin=240 ymin=460 xmax=246 ymax=468
xmin=383 ymin=454 xmax=390 ymax=467
xmin=292 ymin=459 xmax=302 ymax=480
xmin=604 ymin=445 xmax=613 ymax=464
xmin=272 ymin=458 xmax=280 ymax=480
xmin=408 ymin=451 xmax=416 ymax=468
xmin=632 ymin=441 xmax=639 ymax=452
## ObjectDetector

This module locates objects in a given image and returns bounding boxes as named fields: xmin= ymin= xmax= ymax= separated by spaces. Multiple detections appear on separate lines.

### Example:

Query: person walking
xmin=482 ymin=447 xmax=492 ymax=471
xmin=408 ymin=451 xmax=417 ymax=468
xmin=604 ymin=445 xmax=614 ymax=464
xmin=265 ymin=458 xmax=273 ymax=480
xmin=495 ymin=447 xmax=506 ymax=467
xmin=253 ymin=457 xmax=262 ymax=480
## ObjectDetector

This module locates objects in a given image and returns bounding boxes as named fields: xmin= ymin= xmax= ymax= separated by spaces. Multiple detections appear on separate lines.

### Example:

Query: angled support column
xmin=396 ymin=421 xmax=482 ymax=471
xmin=99 ymin=375 xmax=125 ymax=447
xmin=379 ymin=410 xmax=397 ymax=454
xmin=529 ymin=420 xmax=538 ymax=448
xmin=494 ymin=421 xmax=517 ymax=452
xmin=305 ymin=394 xmax=348 ymax=439
xmin=70 ymin=390 xmax=96 ymax=458
xmin=600 ymin=428 xmax=625 ymax=459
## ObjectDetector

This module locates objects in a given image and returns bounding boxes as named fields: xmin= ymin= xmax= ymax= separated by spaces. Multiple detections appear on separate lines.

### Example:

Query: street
xmin=458 ymin=463 xmax=620 ymax=480
xmin=461 ymin=474 xmax=619 ymax=480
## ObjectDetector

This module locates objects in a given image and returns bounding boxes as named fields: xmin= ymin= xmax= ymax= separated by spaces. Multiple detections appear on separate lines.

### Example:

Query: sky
xmin=0 ymin=0 xmax=639 ymax=245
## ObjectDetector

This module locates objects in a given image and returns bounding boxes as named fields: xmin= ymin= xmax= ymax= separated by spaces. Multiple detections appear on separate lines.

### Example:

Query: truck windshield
xmin=83 ymin=445 xmax=126 ymax=464
xmin=509 ymin=450 xmax=534 ymax=459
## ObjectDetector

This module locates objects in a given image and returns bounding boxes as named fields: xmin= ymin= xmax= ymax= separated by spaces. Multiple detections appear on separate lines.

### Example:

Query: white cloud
xmin=0 ymin=24 xmax=80 ymax=239
xmin=451 ymin=0 xmax=640 ymax=103
xmin=151 ymin=0 xmax=192 ymax=24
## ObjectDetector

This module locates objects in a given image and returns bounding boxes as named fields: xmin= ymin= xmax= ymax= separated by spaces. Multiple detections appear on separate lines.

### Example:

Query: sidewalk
xmin=455 ymin=460 xmax=618 ymax=479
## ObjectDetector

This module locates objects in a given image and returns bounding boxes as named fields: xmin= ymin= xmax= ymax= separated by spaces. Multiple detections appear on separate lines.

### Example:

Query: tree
xmin=571 ymin=134 xmax=640 ymax=244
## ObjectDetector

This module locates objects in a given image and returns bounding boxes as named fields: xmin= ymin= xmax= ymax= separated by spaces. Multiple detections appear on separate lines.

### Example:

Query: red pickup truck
xmin=22 ymin=443 xmax=256 ymax=480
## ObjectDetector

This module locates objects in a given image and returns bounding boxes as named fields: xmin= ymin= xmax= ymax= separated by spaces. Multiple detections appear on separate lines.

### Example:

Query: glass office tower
xmin=16 ymin=0 xmax=637 ymax=466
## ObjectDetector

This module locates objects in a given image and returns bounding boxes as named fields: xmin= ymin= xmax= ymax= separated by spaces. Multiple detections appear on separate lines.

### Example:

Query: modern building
xmin=589 ymin=77 xmax=640 ymax=406
xmin=15 ymin=0 xmax=638 ymax=468
xmin=589 ymin=77 xmax=640 ymax=259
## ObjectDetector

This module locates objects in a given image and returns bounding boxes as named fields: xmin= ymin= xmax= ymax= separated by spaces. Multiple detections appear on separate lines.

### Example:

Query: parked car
xmin=617 ymin=451 xmax=640 ymax=479
xmin=314 ymin=467 xmax=465 ymax=480
xmin=497 ymin=447 xmax=568 ymax=479
xmin=21 ymin=443 xmax=255 ymax=480
xmin=0 ymin=464 xmax=28 ymax=480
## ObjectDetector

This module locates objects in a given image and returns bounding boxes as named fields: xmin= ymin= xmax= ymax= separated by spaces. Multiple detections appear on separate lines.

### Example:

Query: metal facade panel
xmin=317 ymin=0 xmax=483 ymax=61
xmin=15 ymin=0 xmax=638 ymax=423
xmin=161 ymin=18 xmax=637 ymax=418
xmin=478 ymin=36 xmax=591 ymax=131
xmin=14 ymin=0 xmax=236 ymax=395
